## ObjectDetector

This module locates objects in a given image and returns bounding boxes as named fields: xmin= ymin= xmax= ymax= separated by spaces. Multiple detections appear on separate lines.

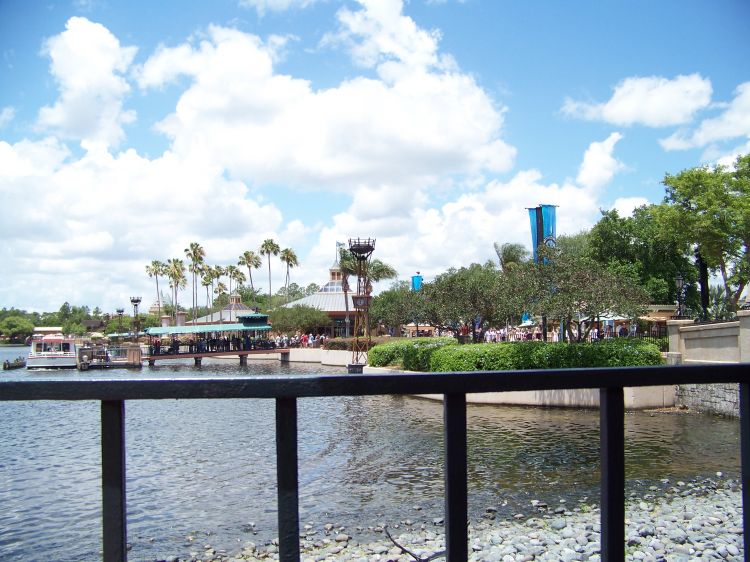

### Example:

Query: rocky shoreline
xmin=153 ymin=475 xmax=742 ymax=562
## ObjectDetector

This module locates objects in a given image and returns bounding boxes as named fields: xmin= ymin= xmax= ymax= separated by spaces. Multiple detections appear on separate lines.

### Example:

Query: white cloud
xmin=563 ymin=74 xmax=712 ymax=127
xmin=611 ymin=197 xmax=648 ymax=218
xmin=576 ymin=132 xmax=624 ymax=191
xmin=324 ymin=0 xmax=443 ymax=74
xmin=305 ymin=136 xmax=620 ymax=286
xmin=714 ymin=140 xmax=750 ymax=168
xmin=660 ymin=81 xmax=750 ymax=151
xmin=36 ymin=17 xmax=137 ymax=148
xmin=0 ymin=137 xmax=285 ymax=311
xmin=0 ymin=106 xmax=15 ymax=128
xmin=136 ymin=15 xmax=514 ymax=192
xmin=239 ymin=0 xmax=318 ymax=16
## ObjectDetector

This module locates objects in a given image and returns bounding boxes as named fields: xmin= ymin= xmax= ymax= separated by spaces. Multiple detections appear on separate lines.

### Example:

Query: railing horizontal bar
xmin=3 ymin=364 xmax=749 ymax=401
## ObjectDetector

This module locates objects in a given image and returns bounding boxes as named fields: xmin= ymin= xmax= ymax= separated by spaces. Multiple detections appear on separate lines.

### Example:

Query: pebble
xmin=159 ymin=477 xmax=742 ymax=562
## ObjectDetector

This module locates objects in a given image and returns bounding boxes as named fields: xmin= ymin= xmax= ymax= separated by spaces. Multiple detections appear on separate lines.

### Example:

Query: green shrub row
xmin=367 ymin=337 xmax=457 ymax=369
xmin=427 ymin=338 xmax=663 ymax=372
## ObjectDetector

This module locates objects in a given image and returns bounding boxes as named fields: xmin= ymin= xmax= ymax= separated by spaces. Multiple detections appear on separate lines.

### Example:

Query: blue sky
xmin=1 ymin=0 xmax=748 ymax=313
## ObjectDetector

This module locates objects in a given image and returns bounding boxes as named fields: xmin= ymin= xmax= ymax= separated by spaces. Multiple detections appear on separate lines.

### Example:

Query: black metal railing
xmin=2 ymin=364 xmax=749 ymax=562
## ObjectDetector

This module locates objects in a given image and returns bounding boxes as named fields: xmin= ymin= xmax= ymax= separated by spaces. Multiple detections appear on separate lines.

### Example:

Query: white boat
xmin=27 ymin=334 xmax=78 ymax=369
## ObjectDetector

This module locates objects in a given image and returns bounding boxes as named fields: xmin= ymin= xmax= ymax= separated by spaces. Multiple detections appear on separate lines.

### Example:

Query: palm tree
xmin=212 ymin=265 xmax=225 ymax=321
xmin=494 ymin=242 xmax=530 ymax=273
xmin=232 ymin=268 xmax=246 ymax=293
xmin=238 ymin=250 xmax=262 ymax=292
xmin=214 ymin=282 xmax=228 ymax=322
xmin=166 ymin=258 xmax=187 ymax=321
xmin=279 ymin=248 xmax=299 ymax=302
xmin=201 ymin=271 xmax=213 ymax=318
xmin=225 ymin=265 xmax=246 ymax=296
xmin=338 ymin=247 xmax=398 ymax=336
xmin=145 ymin=260 xmax=166 ymax=318
xmin=259 ymin=239 xmax=281 ymax=306
xmin=184 ymin=242 xmax=206 ymax=322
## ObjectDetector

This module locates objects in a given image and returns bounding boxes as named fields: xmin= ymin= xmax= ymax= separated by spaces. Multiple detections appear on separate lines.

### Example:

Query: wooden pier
xmin=144 ymin=348 xmax=291 ymax=366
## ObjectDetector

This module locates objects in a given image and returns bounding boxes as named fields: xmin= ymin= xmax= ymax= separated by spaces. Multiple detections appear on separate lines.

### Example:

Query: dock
xmin=144 ymin=348 xmax=291 ymax=366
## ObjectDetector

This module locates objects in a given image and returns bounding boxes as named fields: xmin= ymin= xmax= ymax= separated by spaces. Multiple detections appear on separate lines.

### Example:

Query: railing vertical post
xmin=101 ymin=400 xmax=127 ymax=562
xmin=276 ymin=397 xmax=300 ymax=562
xmin=600 ymin=387 xmax=625 ymax=562
xmin=444 ymin=392 xmax=468 ymax=562
xmin=740 ymin=383 xmax=750 ymax=559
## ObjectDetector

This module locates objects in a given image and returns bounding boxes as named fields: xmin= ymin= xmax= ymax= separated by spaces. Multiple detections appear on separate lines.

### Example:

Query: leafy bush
xmin=428 ymin=338 xmax=662 ymax=372
xmin=367 ymin=337 xmax=457 ymax=368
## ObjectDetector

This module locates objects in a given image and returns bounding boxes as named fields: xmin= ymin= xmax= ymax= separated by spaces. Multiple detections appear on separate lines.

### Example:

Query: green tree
xmin=305 ymin=283 xmax=320 ymax=295
xmin=238 ymin=250 xmax=262 ymax=293
xmin=279 ymin=248 xmax=299 ymax=302
xmin=145 ymin=260 xmax=167 ymax=318
xmin=422 ymin=261 xmax=506 ymax=341
xmin=0 ymin=316 xmax=35 ymax=343
xmin=269 ymin=305 xmax=331 ymax=334
xmin=214 ymin=282 xmax=228 ymax=321
xmin=708 ymin=285 xmax=733 ymax=321
xmin=276 ymin=282 xmax=304 ymax=301
xmin=493 ymin=242 xmax=529 ymax=273
xmin=370 ymin=281 xmax=425 ymax=335
xmin=259 ymin=239 xmax=281 ymax=306
xmin=659 ymin=155 xmax=750 ymax=313
xmin=588 ymin=207 xmax=691 ymax=306
xmin=166 ymin=258 xmax=187 ymax=321
xmin=504 ymin=246 xmax=649 ymax=342
xmin=225 ymin=264 xmax=245 ymax=296
xmin=556 ymin=231 xmax=590 ymax=259
xmin=184 ymin=242 xmax=206 ymax=322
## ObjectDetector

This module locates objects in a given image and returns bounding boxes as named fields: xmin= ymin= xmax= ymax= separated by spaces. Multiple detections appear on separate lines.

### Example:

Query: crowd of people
xmin=148 ymin=331 xmax=330 ymax=355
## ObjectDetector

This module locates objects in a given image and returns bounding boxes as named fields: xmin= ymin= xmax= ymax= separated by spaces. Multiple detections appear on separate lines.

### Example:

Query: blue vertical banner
xmin=541 ymin=204 xmax=557 ymax=249
xmin=528 ymin=208 xmax=540 ymax=262
xmin=411 ymin=273 xmax=423 ymax=291
xmin=529 ymin=204 xmax=557 ymax=262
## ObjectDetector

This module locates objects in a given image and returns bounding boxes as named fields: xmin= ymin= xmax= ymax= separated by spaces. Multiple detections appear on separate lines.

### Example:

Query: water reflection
xmin=0 ymin=348 xmax=741 ymax=561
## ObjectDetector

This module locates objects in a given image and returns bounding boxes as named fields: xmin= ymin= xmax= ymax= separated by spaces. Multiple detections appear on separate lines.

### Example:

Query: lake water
xmin=0 ymin=345 xmax=741 ymax=561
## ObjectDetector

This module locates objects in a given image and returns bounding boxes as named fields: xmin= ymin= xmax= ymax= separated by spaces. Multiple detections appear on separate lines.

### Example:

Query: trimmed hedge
xmin=427 ymin=338 xmax=663 ymax=372
xmin=367 ymin=337 xmax=457 ymax=369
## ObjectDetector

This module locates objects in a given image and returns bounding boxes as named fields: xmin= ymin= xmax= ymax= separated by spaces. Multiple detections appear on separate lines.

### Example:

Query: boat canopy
xmin=145 ymin=323 xmax=271 ymax=336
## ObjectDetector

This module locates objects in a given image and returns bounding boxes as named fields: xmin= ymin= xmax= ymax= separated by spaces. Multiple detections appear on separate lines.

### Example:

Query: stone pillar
xmin=666 ymin=319 xmax=693 ymax=364
xmin=738 ymin=310 xmax=750 ymax=363
xmin=161 ymin=315 xmax=172 ymax=328
xmin=280 ymin=351 xmax=290 ymax=363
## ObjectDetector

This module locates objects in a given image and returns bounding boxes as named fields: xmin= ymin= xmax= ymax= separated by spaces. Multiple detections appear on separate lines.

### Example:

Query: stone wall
xmin=668 ymin=310 xmax=750 ymax=418
xmin=675 ymin=382 xmax=740 ymax=417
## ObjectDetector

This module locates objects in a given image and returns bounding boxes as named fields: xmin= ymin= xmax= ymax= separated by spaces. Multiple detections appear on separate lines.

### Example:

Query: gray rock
xmin=551 ymin=518 xmax=567 ymax=530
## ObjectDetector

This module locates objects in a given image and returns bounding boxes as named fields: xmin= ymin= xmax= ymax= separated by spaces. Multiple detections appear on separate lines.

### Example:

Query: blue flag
xmin=529 ymin=204 xmax=557 ymax=262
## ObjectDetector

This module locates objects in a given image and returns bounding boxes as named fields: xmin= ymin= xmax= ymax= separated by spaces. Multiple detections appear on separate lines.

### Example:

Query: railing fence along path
xmin=2 ymin=364 xmax=749 ymax=562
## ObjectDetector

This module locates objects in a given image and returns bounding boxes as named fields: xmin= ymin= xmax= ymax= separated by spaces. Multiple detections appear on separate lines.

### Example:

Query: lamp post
xmin=675 ymin=274 xmax=685 ymax=319
xmin=116 ymin=308 xmax=124 ymax=336
xmin=130 ymin=296 xmax=141 ymax=343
